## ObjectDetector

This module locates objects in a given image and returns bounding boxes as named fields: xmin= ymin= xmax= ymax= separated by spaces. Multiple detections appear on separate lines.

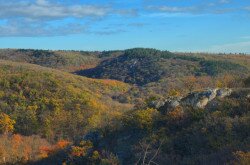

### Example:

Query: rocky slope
xmin=151 ymin=88 xmax=249 ymax=112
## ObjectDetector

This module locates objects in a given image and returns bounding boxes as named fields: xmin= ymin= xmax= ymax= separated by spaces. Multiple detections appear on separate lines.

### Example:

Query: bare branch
xmin=148 ymin=141 xmax=163 ymax=165
xmin=142 ymin=144 xmax=150 ymax=165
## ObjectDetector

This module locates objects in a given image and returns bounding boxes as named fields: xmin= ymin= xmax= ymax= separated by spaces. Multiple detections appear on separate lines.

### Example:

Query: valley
xmin=0 ymin=48 xmax=249 ymax=164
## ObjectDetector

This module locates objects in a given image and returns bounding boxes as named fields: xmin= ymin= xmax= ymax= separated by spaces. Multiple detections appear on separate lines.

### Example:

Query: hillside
xmin=0 ymin=49 xmax=126 ymax=73
xmin=32 ymin=85 xmax=250 ymax=165
xmin=1 ymin=49 xmax=249 ymax=87
xmin=77 ymin=48 xmax=249 ymax=86
xmin=100 ymin=87 xmax=250 ymax=164
xmin=0 ymin=60 xmax=132 ymax=141
xmin=0 ymin=49 xmax=101 ymax=72
xmin=0 ymin=49 xmax=249 ymax=165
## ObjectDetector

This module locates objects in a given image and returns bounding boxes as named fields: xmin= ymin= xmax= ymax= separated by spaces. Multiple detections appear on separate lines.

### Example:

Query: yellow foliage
xmin=71 ymin=146 xmax=87 ymax=157
xmin=216 ymin=80 xmax=224 ymax=88
xmin=27 ymin=105 xmax=38 ymax=111
xmin=0 ymin=113 xmax=15 ymax=134
xmin=91 ymin=150 xmax=100 ymax=160
xmin=124 ymin=108 xmax=159 ymax=130
xmin=70 ymin=141 xmax=93 ymax=157
xmin=0 ymin=91 xmax=4 ymax=98
xmin=168 ymin=89 xmax=181 ymax=97
xmin=234 ymin=151 xmax=250 ymax=165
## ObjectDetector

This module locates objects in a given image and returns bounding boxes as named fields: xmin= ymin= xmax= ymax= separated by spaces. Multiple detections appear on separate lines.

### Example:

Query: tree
xmin=216 ymin=74 xmax=235 ymax=88
xmin=168 ymin=89 xmax=181 ymax=97
xmin=123 ymin=108 xmax=159 ymax=131
xmin=0 ymin=113 xmax=15 ymax=135
xmin=244 ymin=76 xmax=250 ymax=87
xmin=233 ymin=151 xmax=250 ymax=165
xmin=183 ymin=76 xmax=197 ymax=93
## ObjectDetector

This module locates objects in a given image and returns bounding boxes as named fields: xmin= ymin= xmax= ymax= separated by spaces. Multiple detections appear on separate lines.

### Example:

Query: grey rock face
xmin=216 ymin=88 xmax=232 ymax=98
xmin=150 ymin=100 xmax=165 ymax=109
xmin=181 ymin=88 xmax=219 ymax=108
xmin=156 ymin=88 xmax=233 ymax=111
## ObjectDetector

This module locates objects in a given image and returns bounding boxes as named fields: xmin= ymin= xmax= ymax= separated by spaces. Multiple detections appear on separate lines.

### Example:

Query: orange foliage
xmin=12 ymin=134 xmax=22 ymax=145
xmin=39 ymin=140 xmax=71 ymax=158
xmin=39 ymin=146 xmax=53 ymax=158
xmin=168 ymin=107 xmax=184 ymax=120
xmin=56 ymin=140 xmax=71 ymax=149
xmin=12 ymin=134 xmax=22 ymax=150
xmin=23 ymin=145 xmax=32 ymax=161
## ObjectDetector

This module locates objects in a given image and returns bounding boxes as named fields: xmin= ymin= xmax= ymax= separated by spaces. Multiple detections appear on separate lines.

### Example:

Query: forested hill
xmin=0 ymin=60 xmax=132 ymax=140
xmin=0 ymin=48 xmax=250 ymax=164
xmin=0 ymin=49 xmax=124 ymax=72
xmin=76 ymin=48 xmax=249 ymax=85
xmin=0 ymin=49 xmax=101 ymax=72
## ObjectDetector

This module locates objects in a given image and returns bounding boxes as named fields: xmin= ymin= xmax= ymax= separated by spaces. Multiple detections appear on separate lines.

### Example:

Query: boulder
xmin=180 ymin=88 xmax=232 ymax=109
xmin=216 ymin=88 xmax=232 ymax=98
xmin=154 ymin=97 xmax=182 ymax=113
xmin=181 ymin=88 xmax=218 ymax=108
xmin=149 ymin=100 xmax=165 ymax=109
xmin=156 ymin=88 xmax=233 ymax=110
xmin=196 ymin=97 xmax=209 ymax=109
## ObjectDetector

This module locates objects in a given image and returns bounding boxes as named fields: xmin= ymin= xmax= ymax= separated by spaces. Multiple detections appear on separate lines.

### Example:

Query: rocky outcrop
xmin=150 ymin=97 xmax=182 ymax=108
xmin=149 ymin=100 xmax=165 ymax=109
xmin=217 ymin=88 xmax=232 ymax=98
xmin=181 ymin=88 xmax=219 ymax=108
xmin=152 ymin=88 xmax=233 ymax=111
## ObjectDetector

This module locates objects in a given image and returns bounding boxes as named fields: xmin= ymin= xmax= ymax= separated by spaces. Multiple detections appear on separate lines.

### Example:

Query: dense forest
xmin=0 ymin=48 xmax=249 ymax=165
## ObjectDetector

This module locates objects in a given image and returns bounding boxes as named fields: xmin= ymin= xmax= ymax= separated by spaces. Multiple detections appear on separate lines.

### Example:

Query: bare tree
xmin=135 ymin=141 xmax=163 ymax=165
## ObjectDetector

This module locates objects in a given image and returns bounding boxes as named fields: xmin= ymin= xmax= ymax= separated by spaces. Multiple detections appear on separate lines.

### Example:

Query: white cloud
xmin=147 ymin=6 xmax=198 ymax=13
xmin=146 ymin=0 xmax=236 ymax=15
xmin=142 ymin=12 xmax=205 ymax=18
xmin=0 ymin=20 xmax=88 ymax=37
xmin=0 ymin=0 xmax=135 ymax=37
xmin=0 ymin=0 xmax=109 ymax=20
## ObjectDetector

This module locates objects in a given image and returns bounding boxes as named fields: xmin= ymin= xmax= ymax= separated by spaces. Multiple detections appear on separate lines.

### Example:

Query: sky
xmin=0 ymin=0 xmax=250 ymax=53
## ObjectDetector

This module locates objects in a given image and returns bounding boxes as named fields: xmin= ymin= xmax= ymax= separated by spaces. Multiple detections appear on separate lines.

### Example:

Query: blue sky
xmin=0 ymin=0 xmax=250 ymax=53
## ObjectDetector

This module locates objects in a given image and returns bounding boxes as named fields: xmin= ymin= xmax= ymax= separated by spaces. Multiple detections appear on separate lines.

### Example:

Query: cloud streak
xmin=145 ymin=0 xmax=237 ymax=15
xmin=0 ymin=0 xmax=136 ymax=37
xmin=0 ymin=0 xmax=249 ymax=37
xmin=0 ymin=0 xmax=109 ymax=20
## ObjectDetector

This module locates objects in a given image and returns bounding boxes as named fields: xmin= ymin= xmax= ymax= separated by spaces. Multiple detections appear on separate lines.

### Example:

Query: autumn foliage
xmin=0 ymin=113 xmax=15 ymax=135
xmin=39 ymin=139 xmax=70 ymax=159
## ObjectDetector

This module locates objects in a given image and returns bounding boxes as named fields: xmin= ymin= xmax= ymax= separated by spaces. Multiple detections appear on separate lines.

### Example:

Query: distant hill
xmin=0 ymin=49 xmax=127 ymax=72
xmin=76 ymin=48 xmax=249 ymax=85
xmin=0 ymin=49 xmax=101 ymax=72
